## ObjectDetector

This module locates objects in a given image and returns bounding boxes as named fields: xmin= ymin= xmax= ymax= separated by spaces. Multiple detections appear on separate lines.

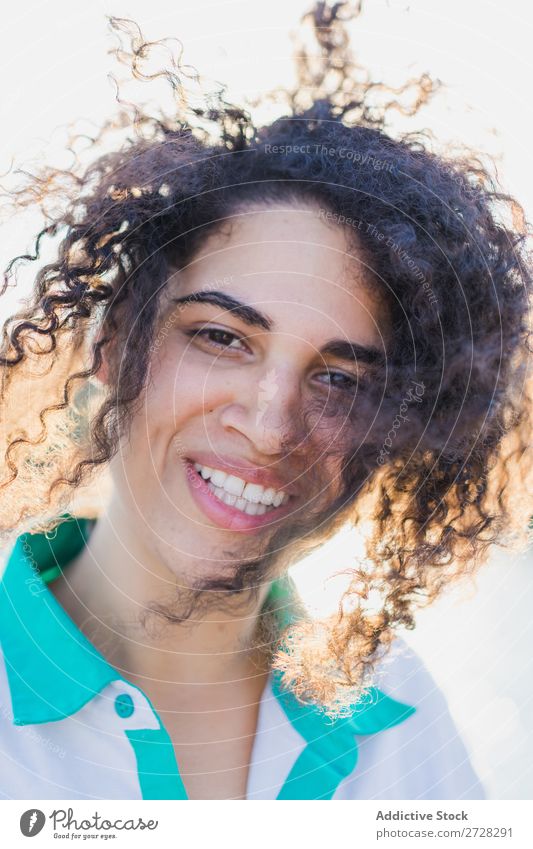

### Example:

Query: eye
xmin=185 ymin=326 xmax=250 ymax=354
xmin=314 ymin=369 xmax=360 ymax=392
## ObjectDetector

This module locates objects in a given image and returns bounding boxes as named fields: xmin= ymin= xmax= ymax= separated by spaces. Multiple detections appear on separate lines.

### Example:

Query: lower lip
xmin=183 ymin=459 xmax=297 ymax=532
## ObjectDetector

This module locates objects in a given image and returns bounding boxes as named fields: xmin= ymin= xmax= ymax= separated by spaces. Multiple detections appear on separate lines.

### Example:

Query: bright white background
xmin=0 ymin=0 xmax=532 ymax=799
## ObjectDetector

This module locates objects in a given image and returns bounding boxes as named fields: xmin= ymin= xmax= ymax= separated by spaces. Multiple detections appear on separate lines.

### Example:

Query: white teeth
xmin=261 ymin=487 xmax=276 ymax=505
xmin=223 ymin=474 xmax=246 ymax=497
xmin=205 ymin=480 xmax=286 ymax=515
xmin=210 ymin=469 xmax=228 ymax=487
xmin=241 ymin=482 xmax=265 ymax=503
xmin=192 ymin=461 xmax=292 ymax=515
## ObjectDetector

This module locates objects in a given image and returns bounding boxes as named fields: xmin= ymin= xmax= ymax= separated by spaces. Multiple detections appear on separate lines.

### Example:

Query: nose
xmin=218 ymin=365 xmax=303 ymax=456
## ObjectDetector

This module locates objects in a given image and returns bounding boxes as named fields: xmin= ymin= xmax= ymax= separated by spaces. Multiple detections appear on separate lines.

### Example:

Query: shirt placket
xmin=108 ymin=681 xmax=189 ymax=800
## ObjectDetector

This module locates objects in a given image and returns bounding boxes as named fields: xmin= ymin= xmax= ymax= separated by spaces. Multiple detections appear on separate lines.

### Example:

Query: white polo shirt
xmin=0 ymin=516 xmax=485 ymax=800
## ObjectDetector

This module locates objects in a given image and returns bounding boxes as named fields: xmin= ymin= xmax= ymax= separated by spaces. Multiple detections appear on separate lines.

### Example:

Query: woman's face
xmin=108 ymin=203 xmax=387 ymax=582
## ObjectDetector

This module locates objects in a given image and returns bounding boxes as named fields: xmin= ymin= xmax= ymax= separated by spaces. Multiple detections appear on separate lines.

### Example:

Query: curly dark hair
xmin=1 ymin=1 xmax=531 ymax=716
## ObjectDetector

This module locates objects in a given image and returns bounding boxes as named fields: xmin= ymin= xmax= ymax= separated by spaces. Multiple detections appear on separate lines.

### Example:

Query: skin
xmin=49 ymin=202 xmax=387 ymax=798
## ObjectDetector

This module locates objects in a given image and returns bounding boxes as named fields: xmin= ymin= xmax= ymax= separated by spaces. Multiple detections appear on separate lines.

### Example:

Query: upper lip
xmin=186 ymin=451 xmax=300 ymax=497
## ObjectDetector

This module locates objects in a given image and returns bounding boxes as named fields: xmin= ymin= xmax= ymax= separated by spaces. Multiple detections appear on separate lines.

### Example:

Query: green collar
xmin=0 ymin=516 xmax=123 ymax=725
xmin=0 ymin=512 xmax=416 ymax=794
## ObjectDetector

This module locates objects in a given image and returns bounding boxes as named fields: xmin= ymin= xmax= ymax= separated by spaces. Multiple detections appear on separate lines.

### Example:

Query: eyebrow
xmin=171 ymin=290 xmax=272 ymax=331
xmin=171 ymin=290 xmax=385 ymax=366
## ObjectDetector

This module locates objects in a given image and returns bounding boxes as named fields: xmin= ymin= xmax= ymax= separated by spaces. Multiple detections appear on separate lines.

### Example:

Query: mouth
xmin=183 ymin=457 xmax=299 ymax=532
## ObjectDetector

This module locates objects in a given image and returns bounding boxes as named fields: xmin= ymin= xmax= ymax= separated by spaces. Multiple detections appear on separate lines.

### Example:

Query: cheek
xmin=303 ymin=399 xmax=355 ymax=450
xmin=148 ymin=350 xmax=251 ymax=441
xmin=133 ymin=354 xmax=227 ymax=476
xmin=150 ymin=341 xmax=230 ymax=412
xmin=305 ymin=419 xmax=358 ymax=495
xmin=144 ymin=353 xmax=204 ymax=430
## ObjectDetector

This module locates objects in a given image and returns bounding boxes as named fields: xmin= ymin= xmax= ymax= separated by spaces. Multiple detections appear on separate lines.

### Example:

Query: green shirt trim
xmin=0 ymin=514 xmax=416 ymax=800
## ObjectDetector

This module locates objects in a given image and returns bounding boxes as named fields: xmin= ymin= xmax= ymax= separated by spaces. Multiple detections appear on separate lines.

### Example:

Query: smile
xmin=193 ymin=462 xmax=290 ymax=515
xmin=183 ymin=456 xmax=297 ymax=532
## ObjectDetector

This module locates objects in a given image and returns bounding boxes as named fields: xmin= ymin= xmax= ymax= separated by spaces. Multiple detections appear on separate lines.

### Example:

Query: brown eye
xmin=314 ymin=370 xmax=359 ymax=392
xmin=185 ymin=326 xmax=250 ymax=353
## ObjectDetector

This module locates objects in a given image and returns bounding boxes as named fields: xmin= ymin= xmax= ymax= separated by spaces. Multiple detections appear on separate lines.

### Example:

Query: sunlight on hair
xmin=290 ymin=522 xmax=369 ymax=617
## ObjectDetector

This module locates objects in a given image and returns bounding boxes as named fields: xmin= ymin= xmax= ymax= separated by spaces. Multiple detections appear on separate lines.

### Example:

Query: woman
xmin=0 ymin=4 xmax=531 ymax=800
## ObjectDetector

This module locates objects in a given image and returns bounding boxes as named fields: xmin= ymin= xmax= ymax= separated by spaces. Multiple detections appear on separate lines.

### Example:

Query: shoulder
xmin=335 ymin=637 xmax=486 ymax=800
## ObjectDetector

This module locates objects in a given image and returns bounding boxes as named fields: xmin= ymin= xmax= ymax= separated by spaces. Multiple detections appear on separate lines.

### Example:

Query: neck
xmin=49 ymin=501 xmax=275 ymax=707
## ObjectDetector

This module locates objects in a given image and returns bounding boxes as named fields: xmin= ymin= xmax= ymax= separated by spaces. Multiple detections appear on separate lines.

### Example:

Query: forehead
xmin=170 ymin=204 xmax=386 ymax=347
